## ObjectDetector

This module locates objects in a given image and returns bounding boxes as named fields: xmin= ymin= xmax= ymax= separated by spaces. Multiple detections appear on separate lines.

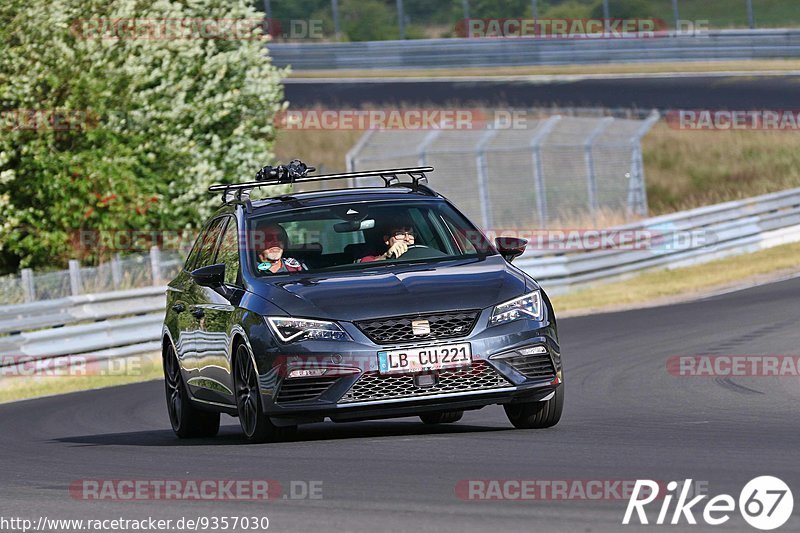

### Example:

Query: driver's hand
xmin=386 ymin=241 xmax=408 ymax=259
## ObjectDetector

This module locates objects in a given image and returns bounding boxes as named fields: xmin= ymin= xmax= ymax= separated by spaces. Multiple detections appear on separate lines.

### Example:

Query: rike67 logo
xmin=623 ymin=477 xmax=793 ymax=530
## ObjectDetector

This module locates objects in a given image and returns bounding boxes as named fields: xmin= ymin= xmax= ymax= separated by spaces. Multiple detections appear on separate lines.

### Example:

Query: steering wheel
xmin=397 ymin=244 xmax=447 ymax=260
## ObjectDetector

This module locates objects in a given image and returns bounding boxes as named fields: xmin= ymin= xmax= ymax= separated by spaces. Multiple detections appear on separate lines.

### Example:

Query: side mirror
xmin=190 ymin=263 xmax=226 ymax=287
xmin=495 ymin=237 xmax=528 ymax=263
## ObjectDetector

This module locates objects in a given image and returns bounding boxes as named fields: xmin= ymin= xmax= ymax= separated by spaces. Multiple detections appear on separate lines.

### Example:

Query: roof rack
xmin=208 ymin=160 xmax=434 ymax=204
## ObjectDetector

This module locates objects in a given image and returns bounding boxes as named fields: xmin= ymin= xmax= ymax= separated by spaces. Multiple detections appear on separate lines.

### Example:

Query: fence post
xmin=396 ymin=0 xmax=405 ymax=39
xmin=746 ymin=0 xmax=755 ymax=29
xmin=111 ymin=253 xmax=123 ymax=289
xmin=671 ymin=0 xmax=680 ymax=30
xmin=417 ymin=128 xmax=442 ymax=166
xmin=21 ymin=268 xmax=35 ymax=302
xmin=475 ymin=128 xmax=498 ymax=229
xmin=68 ymin=259 xmax=82 ymax=296
xmin=583 ymin=117 xmax=614 ymax=225
xmin=530 ymin=115 xmax=561 ymax=228
xmin=628 ymin=111 xmax=660 ymax=218
xmin=331 ymin=0 xmax=341 ymax=41
xmin=150 ymin=246 xmax=162 ymax=286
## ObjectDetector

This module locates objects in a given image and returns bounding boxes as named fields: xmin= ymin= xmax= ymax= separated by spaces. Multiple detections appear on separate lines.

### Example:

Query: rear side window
xmin=215 ymin=218 xmax=241 ymax=286
xmin=193 ymin=217 xmax=227 ymax=270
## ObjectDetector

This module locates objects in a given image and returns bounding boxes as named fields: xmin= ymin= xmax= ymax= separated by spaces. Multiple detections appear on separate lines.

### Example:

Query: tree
xmin=0 ymin=0 xmax=286 ymax=272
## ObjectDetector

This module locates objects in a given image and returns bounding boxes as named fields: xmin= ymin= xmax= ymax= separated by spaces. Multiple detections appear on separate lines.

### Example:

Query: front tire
xmin=504 ymin=385 xmax=563 ymax=429
xmin=164 ymin=343 xmax=220 ymax=438
xmin=234 ymin=343 xmax=297 ymax=443
xmin=420 ymin=410 xmax=464 ymax=424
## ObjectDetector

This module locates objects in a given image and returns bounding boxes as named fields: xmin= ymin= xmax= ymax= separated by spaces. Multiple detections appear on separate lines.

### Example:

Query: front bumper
xmin=254 ymin=310 xmax=561 ymax=424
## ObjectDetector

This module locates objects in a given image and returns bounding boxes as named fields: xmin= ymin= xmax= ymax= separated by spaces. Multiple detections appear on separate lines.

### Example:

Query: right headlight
xmin=489 ymin=290 xmax=544 ymax=326
xmin=266 ymin=317 xmax=350 ymax=342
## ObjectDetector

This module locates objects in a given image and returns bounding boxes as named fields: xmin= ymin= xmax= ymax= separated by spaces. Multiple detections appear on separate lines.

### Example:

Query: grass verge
xmin=0 ymin=352 xmax=163 ymax=404
xmin=550 ymin=241 xmax=800 ymax=314
xmin=288 ymin=60 xmax=800 ymax=79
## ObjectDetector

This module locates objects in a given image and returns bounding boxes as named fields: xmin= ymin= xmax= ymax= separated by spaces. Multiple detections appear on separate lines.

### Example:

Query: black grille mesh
xmin=276 ymin=375 xmax=340 ymax=403
xmin=503 ymin=353 xmax=556 ymax=380
xmin=340 ymin=361 xmax=510 ymax=403
xmin=355 ymin=310 xmax=479 ymax=345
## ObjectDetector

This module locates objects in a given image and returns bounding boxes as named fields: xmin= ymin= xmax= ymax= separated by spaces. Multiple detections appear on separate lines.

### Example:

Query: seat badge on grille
xmin=411 ymin=319 xmax=431 ymax=335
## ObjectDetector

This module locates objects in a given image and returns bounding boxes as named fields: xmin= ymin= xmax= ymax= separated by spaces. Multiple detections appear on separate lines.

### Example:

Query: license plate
xmin=377 ymin=343 xmax=472 ymax=375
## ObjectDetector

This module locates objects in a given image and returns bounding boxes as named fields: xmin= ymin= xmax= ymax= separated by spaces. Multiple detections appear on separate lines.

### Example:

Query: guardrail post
xmin=111 ymin=254 xmax=122 ymax=289
xmin=746 ymin=0 xmax=755 ymax=29
xmin=150 ymin=246 xmax=162 ymax=286
xmin=21 ymin=268 xmax=35 ymax=302
xmin=68 ymin=260 xmax=82 ymax=296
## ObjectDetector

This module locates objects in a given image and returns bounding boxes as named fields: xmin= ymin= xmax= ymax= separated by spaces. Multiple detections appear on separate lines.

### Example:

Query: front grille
xmin=355 ymin=310 xmax=479 ymax=345
xmin=339 ymin=361 xmax=511 ymax=403
xmin=503 ymin=353 xmax=556 ymax=380
xmin=275 ymin=376 xmax=340 ymax=403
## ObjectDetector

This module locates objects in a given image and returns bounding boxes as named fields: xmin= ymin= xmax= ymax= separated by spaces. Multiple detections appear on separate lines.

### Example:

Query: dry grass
xmin=289 ymin=59 xmax=800 ymax=79
xmin=551 ymin=241 xmax=800 ymax=314
xmin=643 ymin=123 xmax=800 ymax=214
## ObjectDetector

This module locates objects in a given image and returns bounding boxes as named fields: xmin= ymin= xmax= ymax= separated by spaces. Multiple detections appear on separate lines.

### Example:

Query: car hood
xmin=248 ymin=255 xmax=533 ymax=322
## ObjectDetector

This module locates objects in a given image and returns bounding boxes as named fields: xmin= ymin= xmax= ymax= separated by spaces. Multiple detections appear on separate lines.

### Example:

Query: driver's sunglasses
xmin=391 ymin=230 xmax=415 ymax=239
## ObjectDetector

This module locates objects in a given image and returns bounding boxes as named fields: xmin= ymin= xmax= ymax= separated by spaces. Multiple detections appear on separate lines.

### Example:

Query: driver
xmin=256 ymin=224 xmax=307 ymax=274
xmin=358 ymin=222 xmax=416 ymax=263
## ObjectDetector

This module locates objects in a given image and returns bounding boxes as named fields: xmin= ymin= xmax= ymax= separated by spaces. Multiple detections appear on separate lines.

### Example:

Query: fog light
xmin=287 ymin=368 xmax=328 ymax=378
xmin=519 ymin=345 xmax=547 ymax=356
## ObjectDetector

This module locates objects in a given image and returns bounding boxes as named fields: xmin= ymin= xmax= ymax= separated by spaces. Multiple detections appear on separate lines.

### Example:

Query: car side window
xmin=193 ymin=217 xmax=227 ymax=270
xmin=215 ymin=218 xmax=241 ymax=286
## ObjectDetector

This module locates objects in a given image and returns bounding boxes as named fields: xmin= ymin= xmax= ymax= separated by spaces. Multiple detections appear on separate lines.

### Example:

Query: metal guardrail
xmin=2 ymin=186 xmax=800 ymax=375
xmin=516 ymin=187 xmax=800 ymax=293
xmin=269 ymin=29 xmax=800 ymax=70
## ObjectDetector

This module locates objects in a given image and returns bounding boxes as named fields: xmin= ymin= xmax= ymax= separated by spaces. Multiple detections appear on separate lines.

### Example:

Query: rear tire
xmin=234 ymin=343 xmax=297 ymax=444
xmin=164 ymin=343 xmax=220 ymax=438
xmin=420 ymin=410 xmax=464 ymax=424
xmin=504 ymin=385 xmax=563 ymax=429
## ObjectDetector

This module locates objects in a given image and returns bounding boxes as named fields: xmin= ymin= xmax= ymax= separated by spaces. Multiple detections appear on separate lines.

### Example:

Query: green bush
xmin=0 ymin=0 xmax=286 ymax=272
xmin=590 ymin=0 xmax=652 ymax=19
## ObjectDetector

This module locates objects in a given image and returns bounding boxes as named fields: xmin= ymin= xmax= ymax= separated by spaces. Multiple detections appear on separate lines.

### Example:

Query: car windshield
xmin=245 ymin=199 xmax=495 ymax=275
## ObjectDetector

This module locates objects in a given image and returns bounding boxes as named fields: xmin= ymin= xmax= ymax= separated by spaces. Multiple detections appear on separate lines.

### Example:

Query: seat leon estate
xmin=162 ymin=162 xmax=563 ymax=442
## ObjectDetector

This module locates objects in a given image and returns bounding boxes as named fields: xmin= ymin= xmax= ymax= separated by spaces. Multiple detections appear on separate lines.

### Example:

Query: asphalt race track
xmin=1 ymin=277 xmax=799 ymax=532
xmin=284 ymin=74 xmax=800 ymax=110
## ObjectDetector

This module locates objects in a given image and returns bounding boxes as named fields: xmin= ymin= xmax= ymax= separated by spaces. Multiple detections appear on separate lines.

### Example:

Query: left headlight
xmin=266 ymin=317 xmax=350 ymax=342
xmin=489 ymin=290 xmax=544 ymax=326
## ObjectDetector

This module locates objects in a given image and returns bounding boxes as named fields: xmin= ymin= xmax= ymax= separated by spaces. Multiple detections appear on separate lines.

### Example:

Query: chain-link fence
xmin=346 ymin=111 xmax=659 ymax=230
xmin=0 ymin=248 xmax=184 ymax=304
